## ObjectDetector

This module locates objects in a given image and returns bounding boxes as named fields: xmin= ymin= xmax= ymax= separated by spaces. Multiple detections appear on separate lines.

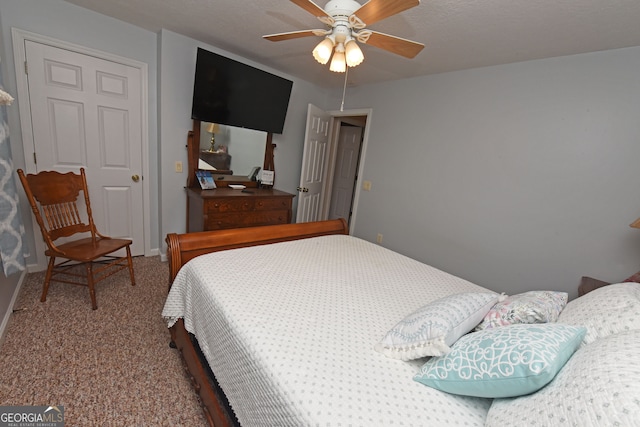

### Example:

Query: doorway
xmin=296 ymin=105 xmax=371 ymax=232
xmin=326 ymin=118 xmax=365 ymax=225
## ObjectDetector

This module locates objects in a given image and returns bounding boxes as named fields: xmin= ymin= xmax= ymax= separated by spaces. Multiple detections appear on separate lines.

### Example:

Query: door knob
xmin=296 ymin=187 xmax=309 ymax=193
xmin=131 ymin=174 xmax=140 ymax=182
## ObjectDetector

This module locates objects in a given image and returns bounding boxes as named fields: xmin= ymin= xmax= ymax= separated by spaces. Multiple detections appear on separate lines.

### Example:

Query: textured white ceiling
xmin=63 ymin=0 xmax=640 ymax=88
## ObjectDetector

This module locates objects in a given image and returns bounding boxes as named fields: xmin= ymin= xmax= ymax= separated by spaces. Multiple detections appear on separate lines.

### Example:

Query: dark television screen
xmin=191 ymin=48 xmax=293 ymax=134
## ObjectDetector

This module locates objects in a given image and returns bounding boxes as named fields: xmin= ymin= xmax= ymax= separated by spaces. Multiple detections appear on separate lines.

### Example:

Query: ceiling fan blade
xmin=263 ymin=30 xmax=325 ymax=42
xmin=353 ymin=0 xmax=420 ymax=26
xmin=290 ymin=0 xmax=335 ymax=24
xmin=361 ymin=30 xmax=424 ymax=58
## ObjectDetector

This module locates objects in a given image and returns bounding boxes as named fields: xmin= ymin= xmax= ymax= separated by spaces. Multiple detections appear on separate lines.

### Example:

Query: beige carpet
xmin=0 ymin=256 xmax=208 ymax=426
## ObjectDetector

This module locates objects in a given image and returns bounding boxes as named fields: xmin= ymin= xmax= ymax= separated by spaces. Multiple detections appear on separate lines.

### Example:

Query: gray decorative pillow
xmin=375 ymin=292 xmax=500 ymax=360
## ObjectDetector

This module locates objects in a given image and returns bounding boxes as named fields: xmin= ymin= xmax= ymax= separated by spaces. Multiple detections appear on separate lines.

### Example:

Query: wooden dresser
xmin=186 ymin=187 xmax=294 ymax=232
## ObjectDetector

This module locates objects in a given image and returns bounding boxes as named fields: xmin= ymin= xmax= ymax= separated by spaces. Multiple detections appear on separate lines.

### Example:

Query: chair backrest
xmin=17 ymin=168 xmax=98 ymax=250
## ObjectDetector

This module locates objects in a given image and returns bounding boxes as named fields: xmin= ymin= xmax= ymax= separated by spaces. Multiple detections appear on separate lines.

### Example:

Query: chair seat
xmin=46 ymin=237 xmax=132 ymax=263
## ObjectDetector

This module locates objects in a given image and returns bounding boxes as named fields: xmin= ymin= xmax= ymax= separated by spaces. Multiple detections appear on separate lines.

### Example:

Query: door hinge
xmin=33 ymin=152 xmax=36 ymax=164
xmin=24 ymin=61 xmax=28 ymax=75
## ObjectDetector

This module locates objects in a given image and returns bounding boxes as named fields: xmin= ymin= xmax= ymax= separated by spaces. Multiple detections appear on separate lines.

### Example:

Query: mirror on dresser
xmin=186 ymin=119 xmax=275 ymax=189
xmin=198 ymin=121 xmax=266 ymax=176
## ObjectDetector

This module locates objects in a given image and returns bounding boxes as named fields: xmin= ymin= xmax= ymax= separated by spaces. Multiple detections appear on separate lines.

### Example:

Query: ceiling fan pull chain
xmin=340 ymin=65 xmax=349 ymax=112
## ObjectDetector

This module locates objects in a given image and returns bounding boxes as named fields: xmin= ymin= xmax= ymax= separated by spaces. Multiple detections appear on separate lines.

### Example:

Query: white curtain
xmin=0 ymin=60 xmax=26 ymax=276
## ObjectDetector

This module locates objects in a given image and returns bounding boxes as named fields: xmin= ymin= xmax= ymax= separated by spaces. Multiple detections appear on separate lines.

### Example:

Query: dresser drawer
xmin=254 ymin=198 xmax=292 ymax=211
xmin=204 ymin=210 xmax=290 ymax=230
xmin=205 ymin=198 xmax=254 ymax=213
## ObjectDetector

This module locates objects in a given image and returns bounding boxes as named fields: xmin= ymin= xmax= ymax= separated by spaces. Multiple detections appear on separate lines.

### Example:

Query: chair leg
xmin=126 ymin=245 xmax=136 ymax=286
xmin=41 ymin=256 xmax=56 ymax=303
xmin=86 ymin=263 xmax=98 ymax=310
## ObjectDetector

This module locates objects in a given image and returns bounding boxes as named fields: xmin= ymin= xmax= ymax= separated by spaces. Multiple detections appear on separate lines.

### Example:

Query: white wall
xmin=157 ymin=30 xmax=334 ymax=248
xmin=348 ymin=46 xmax=640 ymax=298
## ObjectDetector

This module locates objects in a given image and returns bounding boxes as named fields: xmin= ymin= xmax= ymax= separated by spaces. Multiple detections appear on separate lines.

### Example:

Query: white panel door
xmin=25 ymin=40 xmax=144 ymax=254
xmin=296 ymin=104 xmax=331 ymax=223
xmin=328 ymin=124 xmax=363 ymax=223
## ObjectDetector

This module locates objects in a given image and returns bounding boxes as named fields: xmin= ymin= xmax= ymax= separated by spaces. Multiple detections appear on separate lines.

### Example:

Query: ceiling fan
xmin=263 ymin=0 xmax=424 ymax=72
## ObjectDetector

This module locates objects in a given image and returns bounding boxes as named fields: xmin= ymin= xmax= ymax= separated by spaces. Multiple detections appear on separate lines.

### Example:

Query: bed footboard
xmin=165 ymin=219 xmax=349 ymax=426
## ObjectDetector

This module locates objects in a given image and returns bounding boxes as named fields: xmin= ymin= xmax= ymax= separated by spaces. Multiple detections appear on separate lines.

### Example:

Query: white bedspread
xmin=163 ymin=235 xmax=492 ymax=426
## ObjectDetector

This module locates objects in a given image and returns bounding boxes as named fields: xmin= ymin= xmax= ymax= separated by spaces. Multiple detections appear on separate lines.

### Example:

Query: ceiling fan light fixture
xmin=345 ymin=39 xmax=364 ymax=67
xmin=263 ymin=0 xmax=424 ymax=73
xmin=330 ymin=51 xmax=346 ymax=73
xmin=312 ymin=37 xmax=335 ymax=65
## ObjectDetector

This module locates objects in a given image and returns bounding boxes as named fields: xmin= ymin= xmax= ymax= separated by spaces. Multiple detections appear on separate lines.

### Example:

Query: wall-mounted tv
xmin=191 ymin=48 xmax=293 ymax=134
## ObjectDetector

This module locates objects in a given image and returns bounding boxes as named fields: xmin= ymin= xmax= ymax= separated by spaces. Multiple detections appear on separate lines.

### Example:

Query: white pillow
xmin=557 ymin=282 xmax=640 ymax=345
xmin=485 ymin=329 xmax=640 ymax=426
xmin=375 ymin=292 xmax=500 ymax=360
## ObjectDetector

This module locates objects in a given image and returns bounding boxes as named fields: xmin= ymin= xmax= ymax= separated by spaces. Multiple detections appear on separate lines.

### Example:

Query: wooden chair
xmin=17 ymin=168 xmax=135 ymax=310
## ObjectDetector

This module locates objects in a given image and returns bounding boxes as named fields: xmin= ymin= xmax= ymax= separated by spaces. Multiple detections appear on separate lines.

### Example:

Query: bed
xmin=162 ymin=219 xmax=640 ymax=426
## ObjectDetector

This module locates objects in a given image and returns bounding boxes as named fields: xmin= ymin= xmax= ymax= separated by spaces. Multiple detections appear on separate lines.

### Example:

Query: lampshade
xmin=206 ymin=123 xmax=220 ymax=134
xmin=345 ymin=40 xmax=364 ymax=67
xmin=313 ymin=38 xmax=335 ymax=65
xmin=329 ymin=51 xmax=346 ymax=73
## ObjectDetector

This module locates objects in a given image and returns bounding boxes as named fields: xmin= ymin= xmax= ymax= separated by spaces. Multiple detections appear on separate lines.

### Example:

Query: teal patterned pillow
xmin=375 ymin=292 xmax=500 ymax=360
xmin=414 ymin=324 xmax=586 ymax=398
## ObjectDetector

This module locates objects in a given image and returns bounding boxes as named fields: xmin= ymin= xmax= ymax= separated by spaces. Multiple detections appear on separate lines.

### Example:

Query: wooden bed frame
xmin=165 ymin=219 xmax=349 ymax=426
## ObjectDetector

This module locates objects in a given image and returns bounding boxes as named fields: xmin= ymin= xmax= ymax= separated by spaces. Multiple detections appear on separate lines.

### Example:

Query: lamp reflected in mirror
xmin=206 ymin=122 xmax=220 ymax=152
xmin=198 ymin=122 xmax=267 ymax=176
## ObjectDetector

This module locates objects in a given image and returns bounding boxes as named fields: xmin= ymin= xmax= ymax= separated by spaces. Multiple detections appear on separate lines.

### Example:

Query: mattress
xmin=163 ymin=234 xmax=492 ymax=426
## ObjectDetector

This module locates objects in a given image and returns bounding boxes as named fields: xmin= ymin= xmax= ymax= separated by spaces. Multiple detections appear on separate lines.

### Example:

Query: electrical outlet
xmin=175 ymin=161 xmax=183 ymax=173
xmin=376 ymin=233 xmax=383 ymax=244
xmin=363 ymin=180 xmax=372 ymax=191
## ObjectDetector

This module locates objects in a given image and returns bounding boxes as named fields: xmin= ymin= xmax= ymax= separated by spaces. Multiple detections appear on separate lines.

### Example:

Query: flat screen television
xmin=191 ymin=48 xmax=293 ymax=134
